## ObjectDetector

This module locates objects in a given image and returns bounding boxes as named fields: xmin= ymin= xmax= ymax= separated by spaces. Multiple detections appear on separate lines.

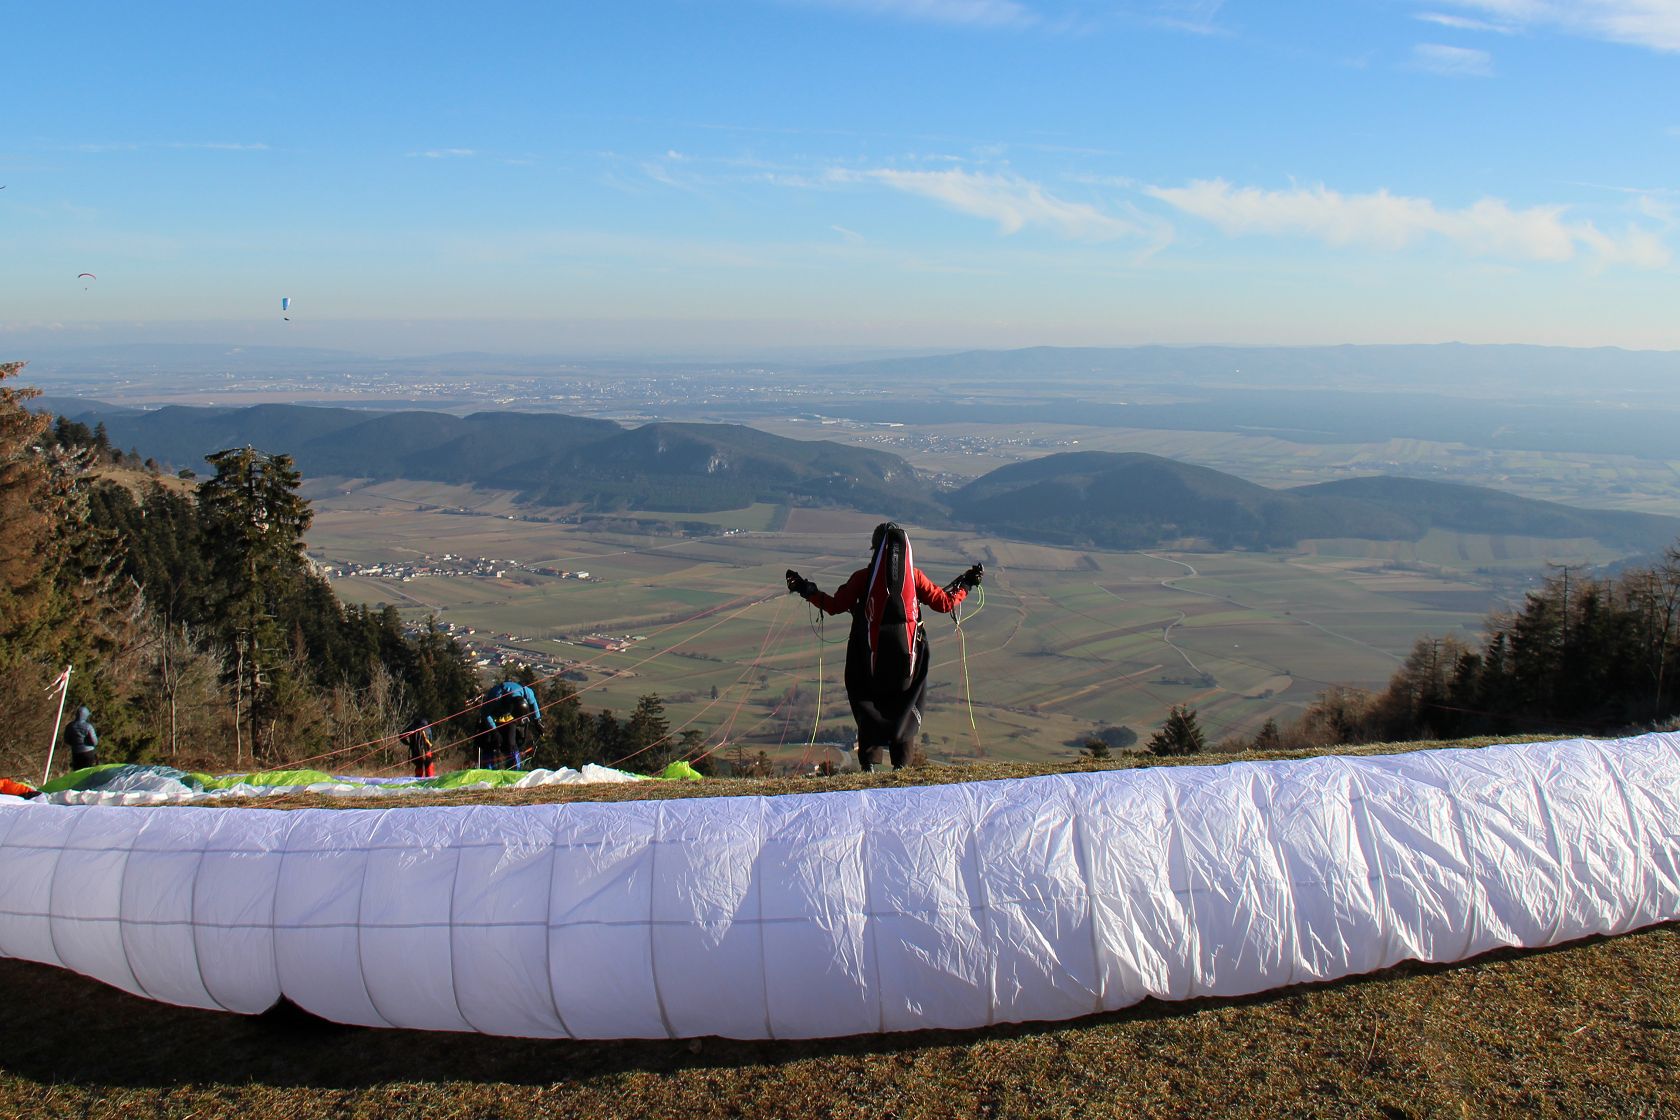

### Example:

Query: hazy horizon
xmin=9 ymin=328 xmax=1680 ymax=370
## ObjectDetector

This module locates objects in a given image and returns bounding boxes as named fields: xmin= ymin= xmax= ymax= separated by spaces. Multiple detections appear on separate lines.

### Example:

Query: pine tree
xmin=0 ymin=362 xmax=69 ymax=672
xmin=679 ymin=728 xmax=710 ymax=774
xmin=531 ymin=677 xmax=596 ymax=770
xmin=625 ymin=693 xmax=672 ymax=772
xmin=593 ymin=709 xmax=623 ymax=762
xmin=1078 ymin=737 xmax=1111 ymax=760
xmin=1147 ymin=704 xmax=1206 ymax=757
xmin=197 ymin=446 xmax=312 ymax=761
xmin=1252 ymin=717 xmax=1281 ymax=752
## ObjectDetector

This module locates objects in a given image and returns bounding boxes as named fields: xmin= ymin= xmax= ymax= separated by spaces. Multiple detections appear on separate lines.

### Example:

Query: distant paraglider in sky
xmin=78 ymin=272 xmax=96 ymax=291
xmin=282 ymin=295 xmax=291 ymax=321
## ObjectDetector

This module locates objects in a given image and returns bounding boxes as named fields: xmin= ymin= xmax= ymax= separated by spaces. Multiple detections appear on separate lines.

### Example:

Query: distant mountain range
xmin=24 ymin=341 xmax=1680 ymax=390
xmin=819 ymin=342 xmax=1680 ymax=393
xmin=47 ymin=400 xmax=1680 ymax=552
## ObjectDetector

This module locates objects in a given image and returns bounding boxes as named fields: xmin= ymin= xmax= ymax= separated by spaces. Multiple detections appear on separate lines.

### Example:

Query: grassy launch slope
xmin=2 ymin=927 xmax=1675 ymax=1118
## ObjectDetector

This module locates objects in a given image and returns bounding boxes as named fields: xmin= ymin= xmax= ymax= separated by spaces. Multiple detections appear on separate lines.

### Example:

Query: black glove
xmin=960 ymin=563 xmax=984 ymax=589
xmin=786 ymin=569 xmax=815 ymax=597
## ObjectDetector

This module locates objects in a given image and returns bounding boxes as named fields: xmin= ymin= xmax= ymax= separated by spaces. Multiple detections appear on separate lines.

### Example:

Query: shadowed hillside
xmin=1289 ymin=475 xmax=1680 ymax=548
xmin=72 ymin=402 xmax=944 ymax=518
xmin=951 ymin=450 xmax=1680 ymax=551
xmin=502 ymin=420 xmax=942 ymax=516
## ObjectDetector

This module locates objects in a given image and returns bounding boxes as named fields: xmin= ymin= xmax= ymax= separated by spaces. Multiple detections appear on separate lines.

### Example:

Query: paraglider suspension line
xmin=954 ymin=585 xmax=985 ymax=749
xmin=807 ymin=610 xmax=826 ymax=750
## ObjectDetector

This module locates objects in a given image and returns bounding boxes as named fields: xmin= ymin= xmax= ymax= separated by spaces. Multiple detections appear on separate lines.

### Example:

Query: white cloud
xmin=411 ymin=148 xmax=475 ymax=159
xmin=69 ymin=140 xmax=268 ymax=154
xmin=170 ymin=141 xmax=269 ymax=151
xmin=1149 ymin=0 xmax=1227 ymax=35
xmin=1434 ymin=2 xmax=1680 ymax=52
xmin=793 ymin=0 xmax=1037 ymax=28
xmin=1411 ymin=42 xmax=1495 ymax=75
xmin=643 ymin=160 xmax=683 ymax=188
xmin=1147 ymin=179 xmax=1671 ymax=268
xmin=835 ymin=168 xmax=1148 ymax=241
xmin=831 ymin=225 xmax=866 ymax=242
xmin=1633 ymin=193 xmax=1677 ymax=228
xmin=1414 ymin=11 xmax=1518 ymax=32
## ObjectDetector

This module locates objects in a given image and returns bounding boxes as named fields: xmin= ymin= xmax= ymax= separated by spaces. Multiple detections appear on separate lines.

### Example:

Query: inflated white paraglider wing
xmin=3 ymin=734 xmax=1680 ymax=1040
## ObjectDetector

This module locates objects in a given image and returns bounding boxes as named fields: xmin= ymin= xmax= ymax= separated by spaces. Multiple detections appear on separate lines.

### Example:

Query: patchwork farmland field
xmin=305 ymin=482 xmax=1578 ymax=767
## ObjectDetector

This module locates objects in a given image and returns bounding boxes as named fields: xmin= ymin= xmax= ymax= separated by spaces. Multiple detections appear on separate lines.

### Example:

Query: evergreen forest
xmin=1 ymin=361 xmax=690 ymax=780
xmin=1280 ymin=555 xmax=1680 ymax=750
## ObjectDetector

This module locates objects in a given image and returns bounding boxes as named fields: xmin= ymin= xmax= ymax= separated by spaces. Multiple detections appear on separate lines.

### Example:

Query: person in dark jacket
xmin=479 ymin=680 xmax=542 ymax=770
xmin=63 ymin=706 xmax=98 ymax=770
xmin=400 ymin=716 xmax=437 ymax=778
xmin=786 ymin=523 xmax=981 ymax=771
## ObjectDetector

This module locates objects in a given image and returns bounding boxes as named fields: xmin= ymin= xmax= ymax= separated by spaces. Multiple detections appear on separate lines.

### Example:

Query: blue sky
xmin=4 ymin=1 xmax=1678 ymax=356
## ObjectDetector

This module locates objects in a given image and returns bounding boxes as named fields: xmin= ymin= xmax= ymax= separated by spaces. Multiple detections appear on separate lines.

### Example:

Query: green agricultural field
xmin=611 ymin=502 xmax=785 ymax=531
xmin=310 ymin=487 xmax=1542 ymax=767
xmin=1300 ymin=528 xmax=1627 ymax=570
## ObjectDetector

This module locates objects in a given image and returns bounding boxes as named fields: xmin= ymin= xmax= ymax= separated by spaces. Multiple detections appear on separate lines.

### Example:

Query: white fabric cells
xmin=2 ymin=733 xmax=1679 ymax=1040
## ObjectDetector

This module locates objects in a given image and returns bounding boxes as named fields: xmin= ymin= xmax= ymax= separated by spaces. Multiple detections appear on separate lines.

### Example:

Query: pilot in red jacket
xmin=788 ymin=523 xmax=981 ymax=771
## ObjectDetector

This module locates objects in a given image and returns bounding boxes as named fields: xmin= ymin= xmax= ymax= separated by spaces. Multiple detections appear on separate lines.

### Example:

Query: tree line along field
xmin=306 ymin=484 xmax=1539 ymax=767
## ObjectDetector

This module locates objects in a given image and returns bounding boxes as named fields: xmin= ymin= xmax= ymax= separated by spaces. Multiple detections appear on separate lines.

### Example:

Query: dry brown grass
xmin=2 ymin=924 xmax=1676 ymax=1119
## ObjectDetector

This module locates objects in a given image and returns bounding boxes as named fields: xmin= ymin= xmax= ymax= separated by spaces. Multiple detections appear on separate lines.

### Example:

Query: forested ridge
xmin=64 ymin=401 xmax=945 ymax=521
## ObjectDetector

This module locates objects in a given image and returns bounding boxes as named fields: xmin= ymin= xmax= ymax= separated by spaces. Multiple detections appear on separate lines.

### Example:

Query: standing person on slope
xmin=400 ymin=715 xmax=437 ymax=779
xmin=786 ymin=523 xmax=981 ymax=772
xmin=62 ymin=706 xmax=99 ymax=771
xmin=479 ymin=679 xmax=542 ymax=770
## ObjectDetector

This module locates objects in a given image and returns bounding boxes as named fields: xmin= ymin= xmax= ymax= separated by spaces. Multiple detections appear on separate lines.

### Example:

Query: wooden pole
xmin=42 ymin=664 xmax=73 ymax=786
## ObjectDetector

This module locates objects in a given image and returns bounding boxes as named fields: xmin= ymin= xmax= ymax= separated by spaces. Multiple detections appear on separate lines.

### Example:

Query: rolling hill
xmin=949 ymin=451 xmax=1680 ymax=552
